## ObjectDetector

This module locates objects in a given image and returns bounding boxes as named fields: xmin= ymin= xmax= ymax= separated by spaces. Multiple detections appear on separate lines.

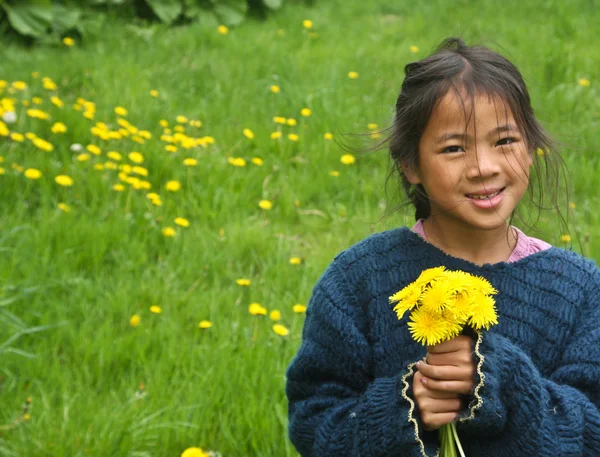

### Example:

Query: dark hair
xmin=387 ymin=37 xmax=568 ymax=229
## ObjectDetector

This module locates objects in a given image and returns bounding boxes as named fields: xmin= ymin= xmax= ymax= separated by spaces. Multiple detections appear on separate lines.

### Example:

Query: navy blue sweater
xmin=286 ymin=227 xmax=600 ymax=457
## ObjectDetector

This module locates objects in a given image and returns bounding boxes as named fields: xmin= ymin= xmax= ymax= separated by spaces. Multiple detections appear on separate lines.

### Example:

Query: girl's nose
xmin=465 ymin=147 xmax=501 ymax=180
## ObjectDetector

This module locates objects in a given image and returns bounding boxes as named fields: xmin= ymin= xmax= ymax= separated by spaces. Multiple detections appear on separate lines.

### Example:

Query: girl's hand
xmin=418 ymin=335 xmax=476 ymax=395
xmin=412 ymin=369 xmax=464 ymax=430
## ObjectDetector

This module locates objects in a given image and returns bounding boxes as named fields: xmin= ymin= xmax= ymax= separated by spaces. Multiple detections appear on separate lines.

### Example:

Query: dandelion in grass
xmin=273 ymin=116 xmax=286 ymax=124
xmin=329 ymin=170 xmax=340 ymax=177
xmin=162 ymin=227 xmax=176 ymax=237
xmin=128 ymin=152 xmax=144 ymax=164
xmin=165 ymin=180 xmax=181 ymax=192
xmin=578 ymin=78 xmax=591 ymax=87
xmin=55 ymin=175 xmax=73 ymax=187
xmin=249 ymin=303 xmax=267 ymax=316
xmin=51 ymin=122 xmax=67 ymax=134
xmin=57 ymin=203 xmax=71 ymax=213
xmin=114 ymin=106 xmax=128 ymax=116
xmin=32 ymin=97 xmax=43 ymax=105
xmin=166 ymin=145 xmax=178 ymax=153
xmin=183 ymin=158 xmax=198 ymax=166
xmin=33 ymin=137 xmax=54 ymax=152
xmin=286 ymin=118 xmax=297 ymax=126
xmin=228 ymin=157 xmax=246 ymax=167
xmin=288 ymin=133 xmax=299 ymax=141
xmin=130 ymin=314 xmax=141 ymax=327
xmin=569 ymin=202 xmax=576 ymax=209
xmin=271 ymin=132 xmax=282 ymax=139
xmin=11 ymin=81 xmax=27 ymax=91
xmin=340 ymin=154 xmax=355 ymax=165
xmin=236 ymin=278 xmax=251 ymax=286
xmin=301 ymin=108 xmax=311 ymax=117
xmin=273 ymin=324 xmax=290 ymax=336
xmin=410 ymin=45 xmax=419 ymax=53
xmin=176 ymin=115 xmax=188 ymax=124
xmin=270 ymin=310 xmax=281 ymax=321
xmin=87 ymin=144 xmax=101 ymax=156
xmin=324 ymin=132 xmax=333 ymax=140
xmin=259 ymin=199 xmax=273 ymax=210
xmin=150 ymin=90 xmax=159 ymax=97
xmin=62 ymin=37 xmax=75 ymax=47
xmin=0 ymin=167 xmax=5 ymax=175
xmin=293 ymin=304 xmax=307 ymax=313
xmin=243 ymin=128 xmax=255 ymax=139
xmin=270 ymin=85 xmax=281 ymax=93
xmin=24 ymin=169 xmax=42 ymax=180
xmin=217 ymin=25 xmax=229 ymax=35
xmin=10 ymin=132 xmax=24 ymax=142
xmin=199 ymin=321 xmax=212 ymax=329
xmin=50 ymin=96 xmax=64 ymax=108
xmin=175 ymin=217 xmax=190 ymax=228
xmin=289 ymin=257 xmax=302 ymax=265
xmin=303 ymin=19 xmax=313 ymax=29
xmin=251 ymin=157 xmax=263 ymax=166
xmin=113 ymin=184 xmax=125 ymax=192
xmin=348 ymin=71 xmax=359 ymax=79
xmin=149 ymin=306 xmax=162 ymax=314
xmin=561 ymin=234 xmax=571 ymax=243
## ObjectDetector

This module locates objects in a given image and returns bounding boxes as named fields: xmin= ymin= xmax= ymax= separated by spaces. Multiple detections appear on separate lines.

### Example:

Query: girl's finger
xmin=423 ymin=397 xmax=463 ymax=413
xmin=417 ymin=361 xmax=473 ymax=381
xmin=419 ymin=377 xmax=473 ymax=396
xmin=422 ymin=412 xmax=458 ymax=431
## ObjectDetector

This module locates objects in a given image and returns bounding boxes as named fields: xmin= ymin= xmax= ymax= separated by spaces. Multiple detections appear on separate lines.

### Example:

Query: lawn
xmin=0 ymin=0 xmax=598 ymax=456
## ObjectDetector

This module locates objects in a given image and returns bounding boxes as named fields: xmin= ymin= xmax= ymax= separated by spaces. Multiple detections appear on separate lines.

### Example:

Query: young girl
xmin=285 ymin=37 xmax=600 ymax=456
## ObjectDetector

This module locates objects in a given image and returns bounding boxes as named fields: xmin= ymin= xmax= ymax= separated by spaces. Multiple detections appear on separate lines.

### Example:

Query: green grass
xmin=0 ymin=0 xmax=599 ymax=455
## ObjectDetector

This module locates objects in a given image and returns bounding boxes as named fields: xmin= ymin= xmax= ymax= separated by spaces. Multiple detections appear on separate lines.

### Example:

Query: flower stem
xmin=451 ymin=422 xmax=466 ymax=457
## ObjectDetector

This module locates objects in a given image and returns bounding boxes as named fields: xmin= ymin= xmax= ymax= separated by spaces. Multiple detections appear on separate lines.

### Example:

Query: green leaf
xmin=51 ymin=3 xmax=81 ymax=36
xmin=145 ymin=0 xmax=183 ymax=24
xmin=213 ymin=0 xmax=247 ymax=26
xmin=262 ymin=0 xmax=282 ymax=10
xmin=3 ymin=2 xmax=53 ymax=38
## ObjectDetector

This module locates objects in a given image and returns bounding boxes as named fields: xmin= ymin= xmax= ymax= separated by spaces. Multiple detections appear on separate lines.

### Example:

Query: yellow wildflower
xmin=176 ymin=115 xmax=188 ymax=124
xmin=273 ymin=116 xmax=286 ymax=124
xmin=286 ymin=118 xmax=297 ymax=126
xmin=292 ymin=304 xmax=307 ymax=313
xmin=165 ymin=180 xmax=181 ymax=192
xmin=55 ymin=175 xmax=73 ymax=187
xmin=87 ymin=144 xmax=101 ymax=155
xmin=368 ymin=123 xmax=378 ymax=130
xmin=51 ymin=122 xmax=67 ymax=134
xmin=243 ymin=128 xmax=255 ymax=139
xmin=113 ymin=184 xmax=125 ymax=192
xmin=578 ymin=78 xmax=591 ymax=87
xmin=228 ymin=157 xmax=246 ymax=167
xmin=62 ymin=37 xmax=75 ymax=47
xmin=329 ymin=170 xmax=340 ymax=177
xmin=270 ymin=132 xmax=282 ymax=139
xmin=50 ymin=96 xmax=64 ymax=108
xmin=166 ymin=145 xmax=178 ymax=153
xmin=269 ymin=310 xmax=281 ymax=321
xmin=560 ymin=234 xmax=571 ymax=243
xmin=340 ymin=154 xmax=356 ymax=165
xmin=258 ymin=199 xmax=273 ymax=210
xmin=300 ymin=108 xmax=311 ymax=117
xmin=302 ymin=19 xmax=313 ymax=29
xmin=94 ymin=164 xmax=105 ymax=171
xmin=107 ymin=151 xmax=122 ymax=161
xmin=251 ymin=157 xmax=263 ymax=166
xmin=410 ymin=45 xmax=419 ymax=53
xmin=128 ymin=152 xmax=144 ymax=164
xmin=130 ymin=314 xmax=141 ymax=327
xmin=10 ymin=132 xmax=24 ymax=142
xmin=324 ymin=132 xmax=333 ymax=140
xmin=249 ymin=303 xmax=267 ymax=316
xmin=150 ymin=89 xmax=159 ymax=97
xmin=162 ymin=227 xmax=176 ymax=237
xmin=175 ymin=217 xmax=190 ymax=227
xmin=289 ymin=257 xmax=302 ymax=265
xmin=27 ymin=109 xmax=50 ymax=120
xmin=348 ymin=71 xmax=359 ymax=79
xmin=131 ymin=166 xmax=148 ymax=176
xmin=468 ymin=294 xmax=498 ymax=330
xmin=32 ymin=97 xmax=43 ymax=105
xmin=272 ymin=324 xmax=290 ymax=336
xmin=217 ymin=25 xmax=229 ymax=35
xmin=270 ymin=85 xmax=281 ymax=93
xmin=569 ymin=202 xmax=576 ymax=209
xmin=24 ymin=168 xmax=42 ymax=180
xmin=199 ymin=321 xmax=212 ymax=329
xmin=43 ymin=79 xmax=57 ymax=91
xmin=0 ymin=167 xmax=5 ymax=175
xmin=236 ymin=279 xmax=251 ymax=286
xmin=288 ymin=133 xmax=299 ymax=141
xmin=57 ymin=203 xmax=71 ymax=213
xmin=11 ymin=81 xmax=27 ymax=91
xmin=183 ymin=158 xmax=198 ymax=166
xmin=149 ymin=305 xmax=162 ymax=314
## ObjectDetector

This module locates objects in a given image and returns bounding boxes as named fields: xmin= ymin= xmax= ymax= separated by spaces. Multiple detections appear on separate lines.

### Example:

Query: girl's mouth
xmin=466 ymin=188 xmax=506 ymax=209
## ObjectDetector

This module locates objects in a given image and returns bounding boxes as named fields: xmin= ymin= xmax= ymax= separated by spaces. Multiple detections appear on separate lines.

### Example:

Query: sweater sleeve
xmin=458 ymin=280 xmax=600 ymax=456
xmin=285 ymin=260 xmax=439 ymax=457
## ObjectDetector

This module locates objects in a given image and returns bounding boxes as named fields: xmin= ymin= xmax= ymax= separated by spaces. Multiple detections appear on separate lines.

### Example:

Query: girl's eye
xmin=441 ymin=145 xmax=464 ymax=153
xmin=496 ymin=137 xmax=517 ymax=146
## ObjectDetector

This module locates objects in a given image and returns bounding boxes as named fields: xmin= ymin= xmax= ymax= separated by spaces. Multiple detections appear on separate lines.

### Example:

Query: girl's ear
xmin=401 ymin=162 xmax=421 ymax=185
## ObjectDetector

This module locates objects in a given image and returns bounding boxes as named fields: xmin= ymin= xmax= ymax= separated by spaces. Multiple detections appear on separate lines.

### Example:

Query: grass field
xmin=0 ymin=0 xmax=599 ymax=455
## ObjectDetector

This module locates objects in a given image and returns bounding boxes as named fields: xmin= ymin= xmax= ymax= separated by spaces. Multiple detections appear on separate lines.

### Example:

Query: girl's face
xmin=405 ymin=90 xmax=532 ymax=231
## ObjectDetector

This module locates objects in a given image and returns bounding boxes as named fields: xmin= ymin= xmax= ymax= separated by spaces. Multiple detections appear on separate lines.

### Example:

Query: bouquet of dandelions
xmin=390 ymin=266 xmax=499 ymax=457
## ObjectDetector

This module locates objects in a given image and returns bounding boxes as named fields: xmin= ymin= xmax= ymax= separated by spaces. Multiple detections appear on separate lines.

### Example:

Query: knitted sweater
xmin=286 ymin=227 xmax=600 ymax=457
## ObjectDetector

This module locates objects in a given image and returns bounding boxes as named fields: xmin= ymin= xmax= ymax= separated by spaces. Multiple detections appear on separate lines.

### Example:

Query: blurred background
xmin=0 ymin=0 xmax=598 ymax=456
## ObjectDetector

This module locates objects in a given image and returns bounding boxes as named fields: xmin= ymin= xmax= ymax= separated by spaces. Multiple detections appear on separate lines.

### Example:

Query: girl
xmin=285 ymin=37 xmax=600 ymax=456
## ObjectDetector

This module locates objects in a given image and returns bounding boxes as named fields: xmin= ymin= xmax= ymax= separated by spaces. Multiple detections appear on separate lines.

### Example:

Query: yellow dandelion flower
xmin=329 ymin=170 xmax=340 ymax=177
xmin=348 ymin=71 xmax=359 ymax=79
xmin=259 ymin=199 xmax=273 ymax=210
xmin=183 ymin=158 xmax=198 ymax=166
xmin=569 ymin=202 xmax=576 ymax=209
xmin=43 ymin=79 xmax=57 ymax=90
xmin=149 ymin=305 xmax=162 ymax=314
xmin=199 ymin=321 xmax=212 ymax=329
xmin=128 ymin=152 xmax=144 ymax=164
xmin=33 ymin=137 xmax=54 ymax=151
xmin=50 ymin=96 xmax=63 ymax=108
xmin=243 ymin=128 xmax=255 ymax=139
xmin=270 ymin=85 xmax=281 ymax=93
xmin=162 ymin=227 xmax=176 ymax=237
xmin=270 ymin=131 xmax=282 ymax=139
xmin=0 ymin=167 xmax=5 ymax=175
xmin=301 ymin=108 xmax=311 ymax=117
xmin=166 ymin=145 xmax=178 ymax=153
xmin=286 ymin=118 xmax=297 ymax=126
xmin=368 ymin=123 xmax=378 ymax=130
xmin=407 ymin=307 xmax=450 ymax=346
xmin=175 ymin=217 xmax=190 ymax=227
xmin=578 ymin=78 xmax=591 ymax=87
xmin=114 ymin=106 xmax=128 ymax=116
xmin=249 ymin=303 xmax=267 ymax=316
xmin=288 ymin=133 xmax=299 ymax=141
xmin=324 ymin=132 xmax=334 ymax=140
xmin=272 ymin=324 xmax=290 ymax=336
xmin=106 ymin=151 xmax=122 ymax=161
xmin=51 ymin=122 xmax=67 ymax=134
xmin=228 ymin=157 xmax=246 ymax=167
xmin=87 ymin=144 xmax=101 ymax=155
xmin=236 ymin=278 xmax=251 ymax=286
xmin=293 ymin=304 xmax=307 ymax=313
xmin=561 ymin=234 xmax=571 ymax=243
xmin=468 ymin=294 xmax=498 ymax=330
xmin=62 ymin=37 xmax=75 ymax=47
xmin=414 ymin=266 xmax=447 ymax=288
xmin=131 ymin=166 xmax=148 ymax=176
xmin=251 ymin=157 xmax=263 ymax=166
xmin=340 ymin=154 xmax=355 ymax=165
xmin=27 ymin=109 xmax=50 ymax=120
xmin=165 ymin=180 xmax=181 ymax=192
xmin=32 ymin=97 xmax=43 ymax=105
xmin=273 ymin=116 xmax=286 ymax=124
xmin=24 ymin=168 xmax=42 ymax=180
xmin=113 ymin=184 xmax=125 ymax=192
xmin=410 ymin=45 xmax=419 ymax=53
xmin=55 ymin=175 xmax=73 ymax=187
xmin=57 ymin=203 xmax=71 ymax=213
xmin=303 ymin=19 xmax=313 ymax=29
xmin=150 ymin=89 xmax=159 ymax=97
xmin=289 ymin=257 xmax=302 ymax=265
xmin=10 ymin=132 xmax=24 ymax=142
xmin=269 ymin=310 xmax=281 ymax=321
xmin=420 ymin=280 xmax=454 ymax=314
xmin=130 ymin=314 xmax=141 ymax=327
xmin=11 ymin=81 xmax=27 ymax=91
xmin=390 ymin=281 xmax=423 ymax=317
xmin=217 ymin=25 xmax=229 ymax=35
xmin=176 ymin=115 xmax=189 ymax=124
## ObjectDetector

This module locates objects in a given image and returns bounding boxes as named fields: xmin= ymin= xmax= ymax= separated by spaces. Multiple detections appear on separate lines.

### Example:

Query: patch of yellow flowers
xmin=390 ymin=266 xmax=498 ymax=346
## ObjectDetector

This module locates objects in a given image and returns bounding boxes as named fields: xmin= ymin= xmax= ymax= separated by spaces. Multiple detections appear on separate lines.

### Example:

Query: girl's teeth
xmin=470 ymin=190 xmax=500 ymax=199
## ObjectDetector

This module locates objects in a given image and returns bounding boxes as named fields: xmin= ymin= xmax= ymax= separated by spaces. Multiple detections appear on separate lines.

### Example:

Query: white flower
xmin=2 ymin=111 xmax=17 ymax=124
xmin=70 ymin=143 xmax=83 ymax=152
